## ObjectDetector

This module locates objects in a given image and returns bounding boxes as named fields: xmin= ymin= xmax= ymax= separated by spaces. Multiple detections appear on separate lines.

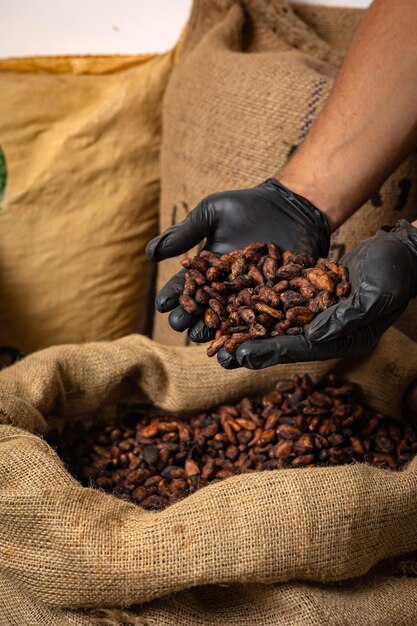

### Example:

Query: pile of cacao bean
xmin=47 ymin=374 xmax=417 ymax=512
xmin=179 ymin=243 xmax=350 ymax=356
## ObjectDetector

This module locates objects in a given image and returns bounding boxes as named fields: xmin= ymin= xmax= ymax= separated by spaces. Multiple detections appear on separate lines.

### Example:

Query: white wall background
xmin=0 ymin=0 xmax=371 ymax=59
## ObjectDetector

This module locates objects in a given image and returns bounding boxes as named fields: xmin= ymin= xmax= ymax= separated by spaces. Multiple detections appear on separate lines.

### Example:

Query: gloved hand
xmin=146 ymin=178 xmax=330 ymax=342
xmin=219 ymin=219 xmax=417 ymax=369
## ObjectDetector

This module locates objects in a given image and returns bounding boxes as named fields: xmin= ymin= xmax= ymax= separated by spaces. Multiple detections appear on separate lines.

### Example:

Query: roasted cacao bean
xmin=48 ymin=374 xmax=416 ymax=513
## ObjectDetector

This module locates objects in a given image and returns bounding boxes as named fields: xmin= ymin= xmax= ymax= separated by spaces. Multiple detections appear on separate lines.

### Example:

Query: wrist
xmin=277 ymin=167 xmax=352 ymax=234
xmin=263 ymin=178 xmax=331 ymax=258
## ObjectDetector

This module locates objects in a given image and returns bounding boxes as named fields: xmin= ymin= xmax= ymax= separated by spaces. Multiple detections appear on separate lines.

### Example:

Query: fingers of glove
xmin=217 ymin=348 xmax=241 ymax=370
xmin=146 ymin=200 xmax=215 ymax=261
xmin=154 ymin=269 xmax=186 ymax=313
xmin=234 ymin=336 xmax=332 ymax=369
xmin=168 ymin=306 xmax=197 ymax=332
xmin=187 ymin=319 xmax=215 ymax=343
xmin=306 ymin=286 xmax=392 ymax=343
xmin=307 ymin=296 xmax=359 ymax=343
xmin=233 ymin=322 xmax=385 ymax=370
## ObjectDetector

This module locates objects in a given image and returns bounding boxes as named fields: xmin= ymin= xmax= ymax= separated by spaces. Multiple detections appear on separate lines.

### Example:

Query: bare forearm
xmin=278 ymin=0 xmax=417 ymax=232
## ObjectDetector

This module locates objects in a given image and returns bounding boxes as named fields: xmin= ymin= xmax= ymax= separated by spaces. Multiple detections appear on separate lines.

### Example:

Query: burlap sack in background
xmin=0 ymin=50 xmax=177 ymax=354
xmin=154 ymin=0 xmax=417 ymax=345
xmin=0 ymin=328 xmax=417 ymax=624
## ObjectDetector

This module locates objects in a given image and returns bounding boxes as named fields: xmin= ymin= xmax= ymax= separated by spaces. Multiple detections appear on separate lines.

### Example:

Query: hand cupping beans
xmin=179 ymin=243 xmax=350 ymax=356
xmin=47 ymin=374 xmax=417 ymax=512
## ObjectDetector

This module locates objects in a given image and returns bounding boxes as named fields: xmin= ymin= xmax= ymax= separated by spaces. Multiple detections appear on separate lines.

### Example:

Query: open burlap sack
xmin=154 ymin=0 xmax=417 ymax=345
xmin=0 ymin=49 xmax=178 ymax=353
xmin=1 ymin=328 xmax=417 ymax=625
xmin=98 ymin=574 xmax=417 ymax=626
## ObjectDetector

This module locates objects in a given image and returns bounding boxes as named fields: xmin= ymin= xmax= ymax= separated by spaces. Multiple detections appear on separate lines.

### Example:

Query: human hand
xmin=220 ymin=220 xmax=417 ymax=369
xmin=146 ymin=178 xmax=330 ymax=342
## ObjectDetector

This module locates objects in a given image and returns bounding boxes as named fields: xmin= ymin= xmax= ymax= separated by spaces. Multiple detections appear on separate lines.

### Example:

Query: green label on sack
xmin=0 ymin=145 xmax=6 ymax=207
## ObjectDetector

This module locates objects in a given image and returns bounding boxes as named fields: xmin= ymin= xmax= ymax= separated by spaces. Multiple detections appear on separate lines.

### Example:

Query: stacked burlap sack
xmin=0 ymin=48 xmax=179 ymax=353
xmin=1 ymin=327 xmax=417 ymax=625
xmin=154 ymin=0 xmax=417 ymax=345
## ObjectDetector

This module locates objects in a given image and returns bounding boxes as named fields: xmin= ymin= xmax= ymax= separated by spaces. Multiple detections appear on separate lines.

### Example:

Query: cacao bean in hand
xmin=177 ymin=242 xmax=350 ymax=357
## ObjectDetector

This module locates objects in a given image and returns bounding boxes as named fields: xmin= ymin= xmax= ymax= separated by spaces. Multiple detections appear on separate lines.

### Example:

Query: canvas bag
xmin=153 ymin=0 xmax=417 ymax=346
xmin=0 ymin=327 xmax=417 ymax=624
xmin=0 ymin=50 xmax=177 ymax=354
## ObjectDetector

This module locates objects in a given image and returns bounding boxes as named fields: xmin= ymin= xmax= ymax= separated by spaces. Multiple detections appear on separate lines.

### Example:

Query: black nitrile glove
xmin=219 ymin=219 xmax=417 ymax=370
xmin=146 ymin=178 xmax=330 ymax=342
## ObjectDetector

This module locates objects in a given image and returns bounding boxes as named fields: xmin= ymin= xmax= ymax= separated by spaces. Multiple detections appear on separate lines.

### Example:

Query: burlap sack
xmin=1 ymin=327 xmax=417 ymax=625
xmin=0 ymin=50 xmax=177 ymax=354
xmin=154 ymin=0 xmax=417 ymax=345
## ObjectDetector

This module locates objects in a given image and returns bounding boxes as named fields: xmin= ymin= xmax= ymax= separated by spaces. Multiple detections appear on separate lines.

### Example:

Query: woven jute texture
xmin=0 ymin=49 xmax=178 ymax=353
xmin=0 ymin=327 xmax=417 ymax=624
xmin=154 ymin=0 xmax=417 ymax=345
